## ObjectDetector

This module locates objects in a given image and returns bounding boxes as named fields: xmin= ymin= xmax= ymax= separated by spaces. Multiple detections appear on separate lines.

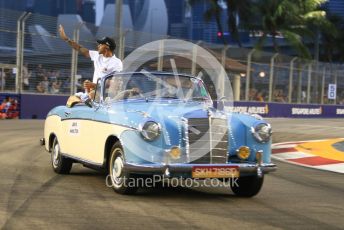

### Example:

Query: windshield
xmin=103 ymin=73 xmax=211 ymax=102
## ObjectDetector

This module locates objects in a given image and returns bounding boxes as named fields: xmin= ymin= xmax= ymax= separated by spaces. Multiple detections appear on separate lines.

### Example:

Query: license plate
xmin=192 ymin=166 xmax=239 ymax=178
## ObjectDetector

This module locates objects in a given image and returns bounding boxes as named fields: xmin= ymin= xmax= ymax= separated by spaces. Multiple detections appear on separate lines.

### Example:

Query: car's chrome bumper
xmin=123 ymin=162 xmax=277 ymax=177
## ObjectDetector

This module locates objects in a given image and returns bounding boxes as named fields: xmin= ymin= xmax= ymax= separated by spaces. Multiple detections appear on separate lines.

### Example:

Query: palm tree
xmin=203 ymin=0 xmax=227 ymax=45
xmin=189 ymin=0 xmax=226 ymax=44
xmin=193 ymin=0 xmax=333 ymax=58
xmin=291 ymin=0 xmax=335 ymax=103
xmin=252 ymin=0 xmax=329 ymax=59
xmin=320 ymin=14 xmax=344 ymax=62
xmin=191 ymin=0 xmax=252 ymax=46
xmin=225 ymin=0 xmax=253 ymax=47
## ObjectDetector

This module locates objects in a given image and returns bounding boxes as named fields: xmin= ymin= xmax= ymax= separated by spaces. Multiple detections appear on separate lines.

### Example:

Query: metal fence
xmin=1 ymin=8 xmax=343 ymax=105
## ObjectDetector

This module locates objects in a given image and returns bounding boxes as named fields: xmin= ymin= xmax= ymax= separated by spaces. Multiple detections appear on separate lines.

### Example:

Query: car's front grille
xmin=185 ymin=117 xmax=228 ymax=164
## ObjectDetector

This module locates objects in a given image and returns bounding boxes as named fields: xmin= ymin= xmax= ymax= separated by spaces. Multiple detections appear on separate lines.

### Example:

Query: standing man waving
xmin=59 ymin=24 xmax=122 ymax=99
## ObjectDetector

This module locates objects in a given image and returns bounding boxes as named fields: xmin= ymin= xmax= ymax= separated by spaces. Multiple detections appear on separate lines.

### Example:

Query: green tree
xmin=225 ymin=0 xmax=253 ymax=47
xmin=203 ymin=0 xmax=227 ymax=45
xmin=191 ymin=0 xmax=252 ymax=46
xmin=253 ymin=0 xmax=329 ymax=59
xmin=319 ymin=14 xmax=343 ymax=62
xmin=195 ymin=0 xmax=334 ymax=59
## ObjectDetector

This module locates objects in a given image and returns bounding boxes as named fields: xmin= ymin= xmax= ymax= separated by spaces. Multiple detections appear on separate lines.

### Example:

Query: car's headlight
xmin=139 ymin=121 xmax=161 ymax=141
xmin=251 ymin=123 xmax=272 ymax=143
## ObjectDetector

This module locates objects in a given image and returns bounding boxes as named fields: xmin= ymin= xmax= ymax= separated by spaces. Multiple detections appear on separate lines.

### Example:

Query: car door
xmin=60 ymin=81 xmax=102 ymax=163
xmin=60 ymin=102 xmax=95 ymax=160
xmin=78 ymin=81 xmax=105 ymax=164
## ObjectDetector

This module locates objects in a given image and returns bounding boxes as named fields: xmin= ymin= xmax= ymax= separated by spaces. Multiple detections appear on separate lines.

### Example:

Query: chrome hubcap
xmin=112 ymin=151 xmax=124 ymax=187
xmin=53 ymin=143 xmax=60 ymax=167
xmin=114 ymin=157 xmax=123 ymax=178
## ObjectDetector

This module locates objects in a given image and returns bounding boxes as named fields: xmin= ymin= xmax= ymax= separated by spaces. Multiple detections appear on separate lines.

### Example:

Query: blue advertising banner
xmin=20 ymin=94 xmax=68 ymax=119
xmin=2 ymin=93 xmax=344 ymax=119
xmin=231 ymin=102 xmax=344 ymax=118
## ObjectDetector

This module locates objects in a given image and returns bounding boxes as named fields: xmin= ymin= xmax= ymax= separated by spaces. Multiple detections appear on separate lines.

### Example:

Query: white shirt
xmin=89 ymin=50 xmax=123 ymax=83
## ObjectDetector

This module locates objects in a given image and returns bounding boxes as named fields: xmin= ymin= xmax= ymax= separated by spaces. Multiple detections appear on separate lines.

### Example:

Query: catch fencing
xmin=0 ymin=8 xmax=343 ymax=106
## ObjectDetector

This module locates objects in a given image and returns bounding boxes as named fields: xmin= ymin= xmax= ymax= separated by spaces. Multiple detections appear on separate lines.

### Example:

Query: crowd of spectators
xmin=198 ymin=81 xmax=344 ymax=105
xmin=29 ymin=64 xmax=64 ymax=94
xmin=0 ymin=96 xmax=19 ymax=119
xmin=20 ymin=63 xmax=89 ymax=94
xmin=337 ymin=92 xmax=344 ymax=105
xmin=247 ymin=88 xmax=287 ymax=102
xmin=247 ymin=87 xmax=344 ymax=104
xmin=0 ymin=69 xmax=15 ymax=91
xmin=3 ymin=64 xmax=344 ymax=105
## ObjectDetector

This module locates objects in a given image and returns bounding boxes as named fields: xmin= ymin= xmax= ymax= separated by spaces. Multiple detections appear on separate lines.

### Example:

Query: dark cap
xmin=97 ymin=37 xmax=116 ymax=51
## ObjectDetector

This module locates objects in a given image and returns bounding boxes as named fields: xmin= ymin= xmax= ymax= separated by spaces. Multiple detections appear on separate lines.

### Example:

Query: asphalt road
xmin=0 ymin=119 xmax=343 ymax=229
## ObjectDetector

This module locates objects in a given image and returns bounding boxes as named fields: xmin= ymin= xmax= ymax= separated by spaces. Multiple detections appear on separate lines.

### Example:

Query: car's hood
xmin=100 ymin=100 xmax=215 ymax=128
xmin=98 ymin=100 xmax=267 ymax=129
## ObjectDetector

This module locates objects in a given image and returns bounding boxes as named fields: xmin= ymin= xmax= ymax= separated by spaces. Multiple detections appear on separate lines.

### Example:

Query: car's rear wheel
xmin=108 ymin=142 xmax=138 ymax=194
xmin=230 ymin=175 xmax=264 ymax=197
xmin=51 ymin=137 xmax=73 ymax=174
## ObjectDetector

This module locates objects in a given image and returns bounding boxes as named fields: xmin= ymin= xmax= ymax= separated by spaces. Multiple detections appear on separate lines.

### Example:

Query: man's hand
xmin=59 ymin=24 xmax=90 ymax=58
xmin=83 ymin=80 xmax=96 ymax=92
xmin=131 ymin=87 xmax=141 ymax=95
xmin=59 ymin=25 xmax=68 ymax=41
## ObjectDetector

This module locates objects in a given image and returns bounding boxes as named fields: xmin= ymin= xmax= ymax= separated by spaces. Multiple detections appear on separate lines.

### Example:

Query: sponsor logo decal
xmin=229 ymin=104 xmax=269 ymax=115
xmin=336 ymin=109 xmax=344 ymax=115
xmin=291 ymin=107 xmax=322 ymax=115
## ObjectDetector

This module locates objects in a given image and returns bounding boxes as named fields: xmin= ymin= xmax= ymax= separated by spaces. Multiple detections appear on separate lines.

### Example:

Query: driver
xmin=105 ymin=77 xmax=142 ymax=101
xmin=163 ymin=76 xmax=193 ymax=99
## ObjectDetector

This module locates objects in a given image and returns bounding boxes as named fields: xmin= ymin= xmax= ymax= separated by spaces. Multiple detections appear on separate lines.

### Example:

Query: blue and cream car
xmin=42 ymin=71 xmax=276 ymax=196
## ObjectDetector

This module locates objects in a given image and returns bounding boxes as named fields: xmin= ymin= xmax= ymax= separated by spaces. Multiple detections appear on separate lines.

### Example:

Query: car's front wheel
xmin=230 ymin=175 xmax=264 ymax=197
xmin=51 ymin=137 xmax=73 ymax=174
xmin=108 ymin=142 xmax=138 ymax=194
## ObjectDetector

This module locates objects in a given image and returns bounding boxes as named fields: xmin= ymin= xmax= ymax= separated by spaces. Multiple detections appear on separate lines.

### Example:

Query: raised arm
xmin=59 ymin=25 xmax=90 ymax=58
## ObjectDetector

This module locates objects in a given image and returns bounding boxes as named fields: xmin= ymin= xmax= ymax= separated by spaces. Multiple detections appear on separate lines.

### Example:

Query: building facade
xmin=0 ymin=0 xmax=95 ymax=23
xmin=324 ymin=0 xmax=344 ymax=19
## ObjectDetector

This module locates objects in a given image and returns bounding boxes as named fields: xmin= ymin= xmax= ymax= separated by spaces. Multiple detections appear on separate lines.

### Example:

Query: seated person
xmin=113 ymin=87 xmax=141 ymax=100
xmin=162 ymin=76 xmax=193 ymax=99
xmin=104 ymin=77 xmax=142 ymax=101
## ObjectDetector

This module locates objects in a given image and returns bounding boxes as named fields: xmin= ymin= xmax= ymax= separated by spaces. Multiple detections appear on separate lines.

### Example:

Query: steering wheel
xmin=113 ymin=88 xmax=144 ymax=100
xmin=127 ymin=88 xmax=143 ymax=97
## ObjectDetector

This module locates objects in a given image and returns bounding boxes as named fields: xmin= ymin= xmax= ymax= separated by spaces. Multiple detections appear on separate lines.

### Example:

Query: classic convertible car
xmin=41 ymin=71 xmax=276 ymax=196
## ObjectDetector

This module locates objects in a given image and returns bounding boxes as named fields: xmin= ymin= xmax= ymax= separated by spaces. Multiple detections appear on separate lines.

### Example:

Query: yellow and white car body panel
xmin=44 ymin=114 xmax=131 ymax=165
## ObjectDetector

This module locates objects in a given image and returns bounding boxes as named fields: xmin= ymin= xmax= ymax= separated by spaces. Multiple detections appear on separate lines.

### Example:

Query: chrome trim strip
xmin=59 ymin=117 xmax=138 ymax=130
xmin=123 ymin=162 xmax=277 ymax=174
xmin=209 ymin=116 xmax=213 ymax=164
xmin=182 ymin=117 xmax=190 ymax=162
xmin=61 ymin=152 xmax=103 ymax=167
